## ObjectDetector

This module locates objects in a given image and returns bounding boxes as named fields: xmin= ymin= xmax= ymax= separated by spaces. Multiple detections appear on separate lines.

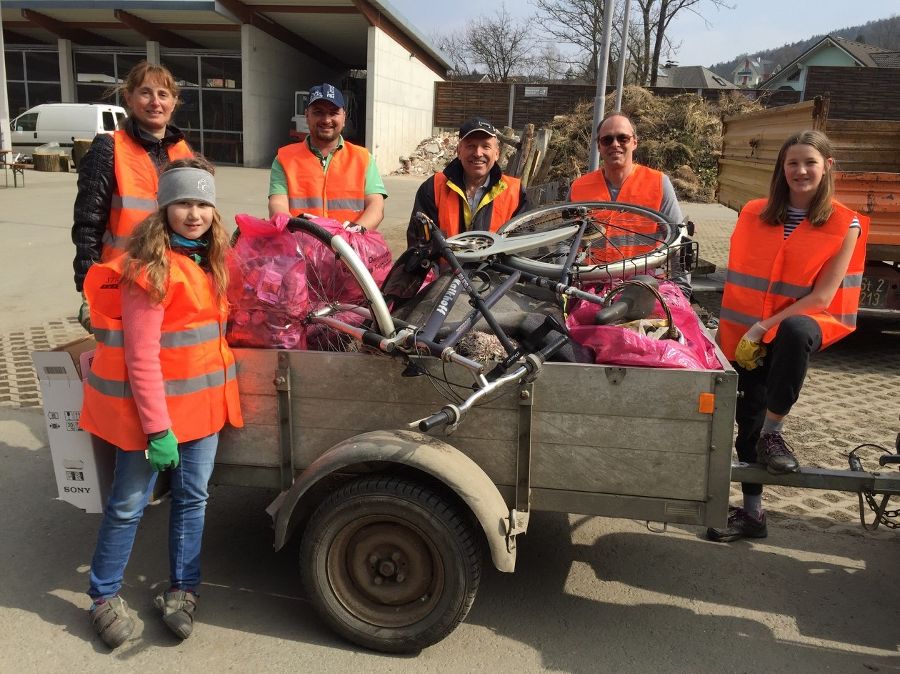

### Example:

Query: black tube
xmin=419 ymin=409 xmax=453 ymax=432
xmin=560 ymin=217 xmax=588 ymax=288
xmin=429 ymin=225 xmax=517 ymax=356
xmin=441 ymin=270 xmax=521 ymax=348
xmin=419 ymin=276 xmax=465 ymax=343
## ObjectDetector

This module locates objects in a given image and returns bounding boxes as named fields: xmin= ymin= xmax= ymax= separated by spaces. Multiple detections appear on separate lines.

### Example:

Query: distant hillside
xmin=710 ymin=14 xmax=900 ymax=79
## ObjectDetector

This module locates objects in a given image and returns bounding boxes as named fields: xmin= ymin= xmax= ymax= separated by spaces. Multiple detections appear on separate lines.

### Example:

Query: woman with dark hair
xmin=708 ymin=130 xmax=868 ymax=542
xmin=72 ymin=60 xmax=193 ymax=330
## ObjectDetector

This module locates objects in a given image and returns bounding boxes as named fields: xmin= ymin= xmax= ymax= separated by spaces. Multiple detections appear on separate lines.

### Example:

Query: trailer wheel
xmin=300 ymin=475 xmax=482 ymax=653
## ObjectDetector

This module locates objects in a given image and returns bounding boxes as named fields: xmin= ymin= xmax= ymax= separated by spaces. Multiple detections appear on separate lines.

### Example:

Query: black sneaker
xmin=707 ymin=506 xmax=768 ymax=542
xmin=756 ymin=431 xmax=799 ymax=474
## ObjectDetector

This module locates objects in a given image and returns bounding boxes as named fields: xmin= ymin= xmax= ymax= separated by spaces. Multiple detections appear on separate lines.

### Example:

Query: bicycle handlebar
xmin=417 ymin=331 xmax=569 ymax=432
xmin=418 ymin=406 xmax=459 ymax=432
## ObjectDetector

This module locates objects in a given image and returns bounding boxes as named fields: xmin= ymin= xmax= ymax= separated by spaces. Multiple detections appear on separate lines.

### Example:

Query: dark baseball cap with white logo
xmin=307 ymin=83 xmax=345 ymax=110
xmin=459 ymin=117 xmax=498 ymax=140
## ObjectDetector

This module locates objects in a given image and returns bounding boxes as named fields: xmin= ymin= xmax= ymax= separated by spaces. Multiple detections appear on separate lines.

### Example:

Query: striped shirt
xmin=784 ymin=206 xmax=861 ymax=239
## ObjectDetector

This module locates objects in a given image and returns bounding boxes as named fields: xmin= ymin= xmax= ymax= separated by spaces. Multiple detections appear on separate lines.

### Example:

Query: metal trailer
xmin=212 ymin=346 xmax=738 ymax=652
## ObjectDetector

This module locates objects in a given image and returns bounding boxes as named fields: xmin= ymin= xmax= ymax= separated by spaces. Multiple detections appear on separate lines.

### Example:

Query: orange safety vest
xmin=278 ymin=140 xmax=369 ymax=222
xmin=569 ymin=164 xmax=665 ymax=263
xmin=80 ymin=253 xmax=243 ymax=451
xmin=718 ymin=198 xmax=869 ymax=361
xmin=433 ymin=172 xmax=522 ymax=237
xmin=104 ymin=130 xmax=193 ymax=261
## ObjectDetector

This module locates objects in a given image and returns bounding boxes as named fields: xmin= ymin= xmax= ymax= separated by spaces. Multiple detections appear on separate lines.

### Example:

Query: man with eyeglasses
xmin=407 ymin=117 xmax=528 ymax=246
xmin=570 ymin=113 xmax=691 ymax=297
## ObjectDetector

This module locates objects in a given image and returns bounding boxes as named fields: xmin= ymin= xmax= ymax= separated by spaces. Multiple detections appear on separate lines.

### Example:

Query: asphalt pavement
xmin=0 ymin=166 xmax=897 ymax=672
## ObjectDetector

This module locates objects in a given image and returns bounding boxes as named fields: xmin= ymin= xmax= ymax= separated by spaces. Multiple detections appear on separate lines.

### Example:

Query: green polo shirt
xmin=268 ymin=135 xmax=387 ymax=198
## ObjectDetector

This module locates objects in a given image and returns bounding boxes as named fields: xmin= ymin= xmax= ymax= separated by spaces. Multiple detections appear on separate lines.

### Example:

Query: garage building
xmin=1 ymin=0 xmax=449 ymax=170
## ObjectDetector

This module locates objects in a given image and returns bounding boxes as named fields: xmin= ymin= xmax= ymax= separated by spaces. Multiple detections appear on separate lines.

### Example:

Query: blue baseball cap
xmin=307 ymin=83 xmax=345 ymax=110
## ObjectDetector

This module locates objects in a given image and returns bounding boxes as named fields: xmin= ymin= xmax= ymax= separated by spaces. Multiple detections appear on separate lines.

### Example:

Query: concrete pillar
xmin=146 ymin=41 xmax=161 ymax=65
xmin=58 ymin=39 xmax=76 ymax=103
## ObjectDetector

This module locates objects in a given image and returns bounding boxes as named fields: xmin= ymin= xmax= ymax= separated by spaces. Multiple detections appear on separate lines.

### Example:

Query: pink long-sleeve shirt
xmin=121 ymin=283 xmax=170 ymax=435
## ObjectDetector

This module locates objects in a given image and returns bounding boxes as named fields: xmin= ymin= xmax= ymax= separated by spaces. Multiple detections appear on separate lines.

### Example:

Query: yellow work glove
xmin=735 ymin=322 xmax=767 ymax=370
xmin=77 ymin=291 xmax=93 ymax=334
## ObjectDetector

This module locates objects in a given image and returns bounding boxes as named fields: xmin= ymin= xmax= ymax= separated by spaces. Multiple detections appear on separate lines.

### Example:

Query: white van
xmin=10 ymin=103 xmax=127 ymax=158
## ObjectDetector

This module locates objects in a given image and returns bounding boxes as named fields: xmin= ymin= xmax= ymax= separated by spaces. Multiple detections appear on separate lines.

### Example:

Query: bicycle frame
xmin=292 ymin=214 xmax=571 ymax=432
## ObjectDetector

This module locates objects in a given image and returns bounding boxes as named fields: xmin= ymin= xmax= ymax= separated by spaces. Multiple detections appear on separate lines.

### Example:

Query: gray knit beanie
xmin=157 ymin=167 xmax=216 ymax=208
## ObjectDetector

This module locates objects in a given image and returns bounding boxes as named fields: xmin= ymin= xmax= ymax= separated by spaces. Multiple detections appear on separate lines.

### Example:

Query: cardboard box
xmin=32 ymin=336 xmax=113 ymax=513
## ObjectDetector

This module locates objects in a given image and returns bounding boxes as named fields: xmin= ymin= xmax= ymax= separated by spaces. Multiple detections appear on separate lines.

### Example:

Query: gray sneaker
xmin=756 ymin=431 xmax=800 ymax=474
xmin=155 ymin=589 xmax=198 ymax=639
xmin=90 ymin=595 xmax=134 ymax=649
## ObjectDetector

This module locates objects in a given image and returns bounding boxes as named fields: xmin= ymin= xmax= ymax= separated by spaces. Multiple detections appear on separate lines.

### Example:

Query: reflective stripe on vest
xmin=80 ymin=253 xmax=243 ymax=450
xmin=717 ymin=198 xmax=869 ymax=360
xmin=104 ymin=131 xmax=193 ymax=261
xmin=569 ymin=164 xmax=665 ymax=263
xmin=278 ymin=140 xmax=369 ymax=222
xmin=87 ymin=362 xmax=237 ymax=398
xmin=94 ymin=321 xmax=226 ymax=349
xmin=433 ymin=172 xmax=522 ymax=237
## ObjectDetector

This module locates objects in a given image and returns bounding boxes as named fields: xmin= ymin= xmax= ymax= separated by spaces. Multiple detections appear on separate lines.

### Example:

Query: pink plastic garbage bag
xmin=226 ymin=213 xmax=309 ymax=349
xmin=566 ymin=281 xmax=722 ymax=370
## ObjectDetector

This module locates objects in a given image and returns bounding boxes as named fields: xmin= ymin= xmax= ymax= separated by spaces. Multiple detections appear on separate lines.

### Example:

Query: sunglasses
xmin=599 ymin=133 xmax=633 ymax=146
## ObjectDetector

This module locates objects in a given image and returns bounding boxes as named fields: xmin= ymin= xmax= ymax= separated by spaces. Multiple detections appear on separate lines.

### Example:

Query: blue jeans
xmin=88 ymin=433 xmax=218 ymax=601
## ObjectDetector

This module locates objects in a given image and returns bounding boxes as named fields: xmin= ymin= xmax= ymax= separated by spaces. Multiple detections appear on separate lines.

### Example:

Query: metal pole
xmin=614 ymin=0 xmax=632 ymax=112
xmin=0 ymin=12 xmax=11 ymax=152
xmin=589 ymin=0 xmax=616 ymax=171
xmin=507 ymin=83 xmax=514 ymax=129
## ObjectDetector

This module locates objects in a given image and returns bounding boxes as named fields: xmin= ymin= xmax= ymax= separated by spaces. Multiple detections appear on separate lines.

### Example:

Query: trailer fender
xmin=272 ymin=429 xmax=516 ymax=572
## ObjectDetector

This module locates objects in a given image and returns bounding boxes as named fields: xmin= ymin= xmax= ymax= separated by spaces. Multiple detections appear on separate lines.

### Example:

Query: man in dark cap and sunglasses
xmin=570 ymin=113 xmax=691 ymax=297
xmin=407 ymin=117 xmax=527 ymax=245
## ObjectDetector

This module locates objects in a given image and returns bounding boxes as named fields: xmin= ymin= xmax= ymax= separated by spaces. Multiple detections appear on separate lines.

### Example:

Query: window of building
xmin=162 ymin=52 xmax=243 ymax=165
xmin=4 ymin=47 xmax=61 ymax=114
xmin=74 ymin=50 xmax=146 ymax=106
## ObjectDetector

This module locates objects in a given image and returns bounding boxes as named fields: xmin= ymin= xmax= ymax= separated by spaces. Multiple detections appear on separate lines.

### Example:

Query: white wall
xmin=366 ymin=26 xmax=443 ymax=174
xmin=241 ymin=24 xmax=340 ymax=168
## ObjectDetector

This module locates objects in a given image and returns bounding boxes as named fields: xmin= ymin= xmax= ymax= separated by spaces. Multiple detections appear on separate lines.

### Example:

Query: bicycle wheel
xmin=497 ymin=201 xmax=682 ymax=282
xmin=287 ymin=217 xmax=396 ymax=349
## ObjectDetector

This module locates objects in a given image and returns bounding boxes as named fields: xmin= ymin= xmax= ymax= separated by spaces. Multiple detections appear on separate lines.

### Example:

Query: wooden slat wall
xmin=826 ymin=120 xmax=900 ymax=173
xmin=805 ymin=66 xmax=900 ymax=121
xmin=434 ymin=82 xmax=801 ymax=129
xmin=718 ymin=99 xmax=900 ymax=251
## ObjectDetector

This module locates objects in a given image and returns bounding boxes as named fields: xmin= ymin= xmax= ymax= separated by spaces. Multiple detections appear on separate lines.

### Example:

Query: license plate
xmin=859 ymin=276 xmax=889 ymax=308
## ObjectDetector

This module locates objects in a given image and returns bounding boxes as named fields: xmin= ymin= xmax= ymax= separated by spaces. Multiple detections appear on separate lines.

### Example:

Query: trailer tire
xmin=300 ymin=474 xmax=481 ymax=653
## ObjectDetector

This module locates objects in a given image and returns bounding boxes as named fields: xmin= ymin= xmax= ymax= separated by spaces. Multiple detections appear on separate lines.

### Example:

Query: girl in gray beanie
xmin=80 ymin=156 xmax=243 ymax=649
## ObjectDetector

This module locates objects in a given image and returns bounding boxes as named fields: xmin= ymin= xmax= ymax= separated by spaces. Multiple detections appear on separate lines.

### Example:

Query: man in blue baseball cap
xmin=268 ymin=83 xmax=387 ymax=231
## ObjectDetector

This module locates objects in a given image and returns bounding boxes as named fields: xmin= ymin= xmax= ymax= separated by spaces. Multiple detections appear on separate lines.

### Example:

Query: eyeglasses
xmin=599 ymin=133 xmax=633 ymax=147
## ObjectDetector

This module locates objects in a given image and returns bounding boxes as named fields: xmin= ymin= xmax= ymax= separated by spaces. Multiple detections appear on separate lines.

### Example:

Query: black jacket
xmin=407 ymin=158 xmax=528 ymax=247
xmin=71 ymin=118 xmax=187 ymax=291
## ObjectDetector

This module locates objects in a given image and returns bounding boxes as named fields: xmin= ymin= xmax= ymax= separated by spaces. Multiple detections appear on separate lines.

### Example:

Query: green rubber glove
xmin=78 ymin=291 xmax=93 ymax=334
xmin=146 ymin=429 xmax=179 ymax=472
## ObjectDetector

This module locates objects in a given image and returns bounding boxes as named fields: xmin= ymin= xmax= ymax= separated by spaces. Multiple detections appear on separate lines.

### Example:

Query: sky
xmin=386 ymin=0 xmax=900 ymax=68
